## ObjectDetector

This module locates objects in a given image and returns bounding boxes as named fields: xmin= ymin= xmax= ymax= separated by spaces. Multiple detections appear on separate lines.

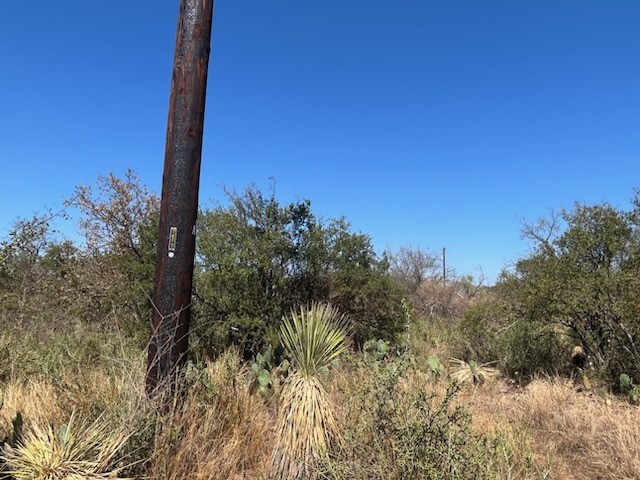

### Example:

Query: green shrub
xmin=498 ymin=199 xmax=640 ymax=386
xmin=322 ymin=354 xmax=501 ymax=479
xmin=496 ymin=320 xmax=567 ymax=380
xmin=445 ymin=297 xmax=569 ymax=382
xmin=0 ymin=171 xmax=158 ymax=350
xmin=0 ymin=324 xmax=140 ymax=382
xmin=619 ymin=373 xmax=640 ymax=403
xmin=455 ymin=299 xmax=507 ymax=363
xmin=193 ymin=186 xmax=405 ymax=357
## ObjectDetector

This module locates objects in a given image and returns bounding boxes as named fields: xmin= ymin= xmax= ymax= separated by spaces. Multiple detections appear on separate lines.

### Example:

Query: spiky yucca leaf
xmin=450 ymin=358 xmax=499 ymax=384
xmin=270 ymin=303 xmax=349 ymax=480
xmin=1 ymin=413 xmax=132 ymax=480
xmin=279 ymin=303 xmax=350 ymax=378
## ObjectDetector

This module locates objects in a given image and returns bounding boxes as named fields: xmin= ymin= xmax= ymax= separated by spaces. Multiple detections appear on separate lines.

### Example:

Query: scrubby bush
xmin=0 ymin=212 xmax=78 ymax=328
xmin=69 ymin=169 xmax=159 ymax=342
xmin=0 ymin=171 xmax=159 ymax=350
xmin=389 ymin=246 xmax=486 ymax=319
xmin=498 ymin=199 xmax=640 ymax=385
xmin=455 ymin=299 xmax=506 ymax=364
xmin=0 ymin=325 xmax=141 ymax=384
xmin=1 ymin=173 xmax=407 ymax=363
xmin=444 ymin=197 xmax=640 ymax=385
xmin=496 ymin=320 xmax=568 ymax=379
xmin=193 ymin=186 xmax=405 ymax=357
xmin=322 ymin=353 xmax=502 ymax=479
xmin=455 ymin=299 xmax=567 ymax=380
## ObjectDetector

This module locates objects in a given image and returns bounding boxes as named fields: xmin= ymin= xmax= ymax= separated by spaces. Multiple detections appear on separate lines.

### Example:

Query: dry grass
xmin=55 ymin=355 xmax=149 ymax=427
xmin=0 ymin=349 xmax=274 ymax=480
xmin=467 ymin=378 xmax=640 ymax=480
xmin=2 ymin=333 xmax=638 ymax=480
xmin=0 ymin=379 xmax=66 ymax=439
xmin=150 ymin=351 xmax=273 ymax=480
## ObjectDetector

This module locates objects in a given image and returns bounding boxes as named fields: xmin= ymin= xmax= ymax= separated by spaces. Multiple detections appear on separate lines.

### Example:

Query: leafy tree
xmin=0 ymin=211 xmax=77 ymax=327
xmin=193 ymin=186 xmax=405 ymax=357
xmin=499 ymin=200 xmax=640 ymax=383
xmin=1 ymin=174 xmax=406 ymax=358
xmin=69 ymin=170 xmax=159 ymax=338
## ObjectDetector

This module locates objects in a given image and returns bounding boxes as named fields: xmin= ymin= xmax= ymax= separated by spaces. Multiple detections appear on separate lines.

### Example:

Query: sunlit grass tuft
xmin=150 ymin=349 xmax=272 ymax=480
xmin=0 ymin=380 xmax=65 ymax=441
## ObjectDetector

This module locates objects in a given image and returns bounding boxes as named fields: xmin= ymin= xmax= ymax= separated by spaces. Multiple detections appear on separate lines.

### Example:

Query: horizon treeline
xmin=1 ymin=170 xmax=639 ymax=390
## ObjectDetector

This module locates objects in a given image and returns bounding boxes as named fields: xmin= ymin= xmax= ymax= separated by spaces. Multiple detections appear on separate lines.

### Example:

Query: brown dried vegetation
xmin=2 ymin=173 xmax=640 ymax=479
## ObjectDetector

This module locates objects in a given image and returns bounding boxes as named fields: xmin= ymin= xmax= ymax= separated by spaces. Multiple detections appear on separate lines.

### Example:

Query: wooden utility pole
xmin=442 ymin=247 xmax=446 ymax=287
xmin=146 ymin=0 xmax=215 ymax=397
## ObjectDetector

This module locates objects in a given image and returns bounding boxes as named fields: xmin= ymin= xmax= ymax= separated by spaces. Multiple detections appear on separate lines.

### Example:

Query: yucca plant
xmin=269 ymin=303 xmax=350 ymax=480
xmin=0 ymin=412 xmax=132 ymax=480
xmin=450 ymin=358 xmax=499 ymax=385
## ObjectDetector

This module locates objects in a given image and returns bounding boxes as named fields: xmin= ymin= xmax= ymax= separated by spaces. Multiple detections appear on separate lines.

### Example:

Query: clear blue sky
xmin=1 ymin=1 xmax=639 ymax=283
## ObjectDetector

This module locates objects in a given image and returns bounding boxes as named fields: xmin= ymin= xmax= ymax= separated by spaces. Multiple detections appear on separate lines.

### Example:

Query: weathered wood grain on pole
xmin=146 ymin=0 xmax=214 ymax=396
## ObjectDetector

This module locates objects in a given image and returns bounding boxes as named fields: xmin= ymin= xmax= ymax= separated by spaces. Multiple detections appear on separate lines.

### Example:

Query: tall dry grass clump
xmin=0 ymin=349 xmax=149 ymax=478
xmin=269 ymin=303 xmax=349 ymax=480
xmin=518 ymin=379 xmax=640 ymax=479
xmin=150 ymin=350 xmax=273 ymax=480
xmin=469 ymin=378 xmax=640 ymax=479
xmin=0 ymin=380 xmax=65 ymax=440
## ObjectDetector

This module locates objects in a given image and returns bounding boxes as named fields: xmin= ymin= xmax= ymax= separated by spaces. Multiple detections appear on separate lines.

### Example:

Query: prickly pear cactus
xmin=427 ymin=355 xmax=445 ymax=377
xmin=620 ymin=373 xmax=640 ymax=403
xmin=250 ymin=345 xmax=291 ymax=398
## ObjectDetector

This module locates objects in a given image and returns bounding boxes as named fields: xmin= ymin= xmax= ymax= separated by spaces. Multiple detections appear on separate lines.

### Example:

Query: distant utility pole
xmin=442 ymin=247 xmax=446 ymax=287
xmin=146 ymin=0 xmax=215 ymax=397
